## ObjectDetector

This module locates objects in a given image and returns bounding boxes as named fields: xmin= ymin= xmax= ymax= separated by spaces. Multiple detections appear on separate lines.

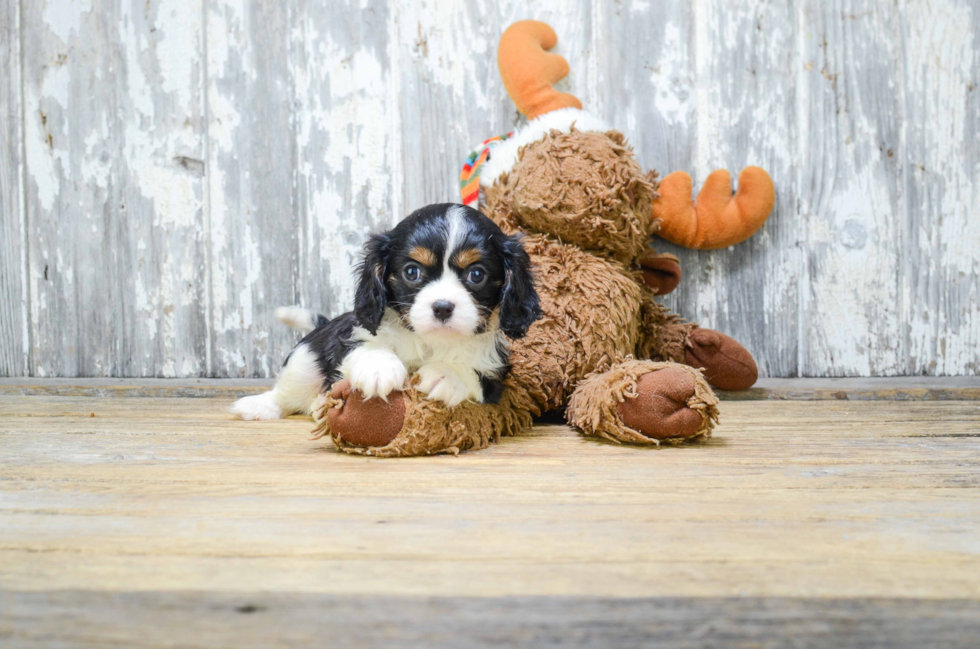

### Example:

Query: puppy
xmin=230 ymin=204 xmax=540 ymax=420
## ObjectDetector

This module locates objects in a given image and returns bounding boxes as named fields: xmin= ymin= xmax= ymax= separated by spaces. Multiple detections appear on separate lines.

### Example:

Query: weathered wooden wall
xmin=1 ymin=0 xmax=977 ymax=378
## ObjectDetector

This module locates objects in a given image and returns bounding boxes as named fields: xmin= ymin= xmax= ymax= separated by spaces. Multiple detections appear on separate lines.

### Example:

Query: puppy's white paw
xmin=416 ymin=363 xmax=471 ymax=407
xmin=348 ymin=350 xmax=408 ymax=400
xmin=229 ymin=391 xmax=283 ymax=420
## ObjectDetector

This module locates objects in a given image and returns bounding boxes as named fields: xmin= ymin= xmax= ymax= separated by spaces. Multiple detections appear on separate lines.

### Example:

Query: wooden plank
xmin=289 ymin=0 xmax=400 ymax=328
xmin=594 ymin=0 xmax=696 ymax=177
xmin=0 ymin=0 xmax=27 ymax=377
xmin=3 ymin=393 xmax=979 ymax=643
xmin=3 ymin=377 xmax=980 ymax=400
xmin=205 ymin=0 xmax=297 ymax=378
xmin=797 ymin=2 xmax=906 ymax=376
xmin=0 ymin=377 xmax=274 ymax=398
xmin=902 ymin=0 xmax=980 ymax=375
xmin=2 ymin=395 xmax=979 ymax=600
xmin=20 ymin=0 xmax=209 ymax=378
xmin=682 ymin=0 xmax=801 ymax=379
xmin=721 ymin=376 xmax=980 ymax=401
xmin=206 ymin=0 xmax=399 ymax=378
xmin=2 ymin=591 xmax=979 ymax=649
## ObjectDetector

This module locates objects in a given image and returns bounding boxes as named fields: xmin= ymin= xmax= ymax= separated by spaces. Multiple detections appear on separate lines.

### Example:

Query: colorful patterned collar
xmin=459 ymin=133 xmax=512 ymax=207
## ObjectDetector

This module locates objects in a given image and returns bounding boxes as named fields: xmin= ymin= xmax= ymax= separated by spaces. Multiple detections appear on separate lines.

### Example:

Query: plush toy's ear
xmin=353 ymin=232 xmax=392 ymax=335
xmin=651 ymin=167 xmax=775 ymax=249
xmin=498 ymin=234 xmax=541 ymax=339
xmin=498 ymin=21 xmax=582 ymax=120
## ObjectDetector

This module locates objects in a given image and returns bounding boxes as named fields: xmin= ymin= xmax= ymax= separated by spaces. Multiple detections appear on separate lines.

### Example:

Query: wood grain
xmin=902 ymin=0 xmax=980 ymax=375
xmin=660 ymin=0 xmax=801 ymax=378
xmin=206 ymin=0 xmax=402 ymax=378
xmin=798 ymin=2 xmax=907 ymax=376
xmin=205 ymin=0 xmax=300 ymax=377
xmin=1 ymin=394 xmax=979 ymax=645
xmin=0 ymin=0 xmax=27 ymax=376
xmin=3 ymin=592 xmax=979 ymax=648
xmin=3 ymin=0 xmax=979 ymax=378
xmin=20 ymin=0 xmax=209 ymax=378
xmin=2 ymin=395 xmax=980 ymax=599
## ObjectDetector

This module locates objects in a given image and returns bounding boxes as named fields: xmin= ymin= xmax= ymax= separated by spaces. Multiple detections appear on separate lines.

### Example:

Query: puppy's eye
xmin=403 ymin=264 xmax=422 ymax=283
xmin=466 ymin=267 xmax=487 ymax=286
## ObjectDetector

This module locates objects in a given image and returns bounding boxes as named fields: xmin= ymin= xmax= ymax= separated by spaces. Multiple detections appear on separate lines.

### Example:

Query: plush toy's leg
xmin=684 ymin=328 xmax=758 ymax=391
xmin=566 ymin=359 xmax=719 ymax=445
xmin=638 ymin=298 xmax=758 ymax=391
xmin=311 ymin=379 xmax=532 ymax=457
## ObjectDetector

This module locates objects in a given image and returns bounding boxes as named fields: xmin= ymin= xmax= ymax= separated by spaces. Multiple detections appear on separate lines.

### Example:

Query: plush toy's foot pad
xmin=685 ymin=328 xmax=759 ymax=391
xmin=566 ymin=359 xmax=719 ymax=445
xmin=324 ymin=379 xmax=406 ymax=448
xmin=617 ymin=367 xmax=704 ymax=440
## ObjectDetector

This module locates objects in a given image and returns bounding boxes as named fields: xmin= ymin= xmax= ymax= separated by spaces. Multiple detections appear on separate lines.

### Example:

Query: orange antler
xmin=498 ymin=21 xmax=582 ymax=120
xmin=652 ymin=167 xmax=776 ymax=249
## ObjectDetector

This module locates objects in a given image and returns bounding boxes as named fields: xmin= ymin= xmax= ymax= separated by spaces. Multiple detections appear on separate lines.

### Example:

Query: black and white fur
xmin=230 ymin=204 xmax=540 ymax=420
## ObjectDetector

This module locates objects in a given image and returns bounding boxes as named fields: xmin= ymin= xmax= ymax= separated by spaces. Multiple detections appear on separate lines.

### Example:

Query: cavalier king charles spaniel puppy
xmin=230 ymin=203 xmax=540 ymax=420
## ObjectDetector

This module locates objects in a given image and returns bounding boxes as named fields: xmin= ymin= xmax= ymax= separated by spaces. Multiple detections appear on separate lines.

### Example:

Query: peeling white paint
xmin=651 ymin=22 xmax=693 ymax=127
xmin=153 ymin=2 xmax=202 ymax=111
xmin=6 ymin=0 xmax=978 ymax=378
xmin=42 ymin=0 xmax=92 ymax=44
xmin=903 ymin=0 xmax=978 ymax=375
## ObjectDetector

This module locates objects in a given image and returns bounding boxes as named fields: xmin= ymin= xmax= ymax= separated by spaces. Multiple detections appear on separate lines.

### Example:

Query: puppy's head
xmin=354 ymin=204 xmax=540 ymax=339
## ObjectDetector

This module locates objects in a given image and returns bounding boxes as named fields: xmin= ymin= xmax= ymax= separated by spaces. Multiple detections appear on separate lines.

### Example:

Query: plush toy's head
xmin=475 ymin=21 xmax=658 ymax=264
xmin=471 ymin=20 xmax=776 ymax=257
xmin=486 ymin=127 xmax=658 ymax=264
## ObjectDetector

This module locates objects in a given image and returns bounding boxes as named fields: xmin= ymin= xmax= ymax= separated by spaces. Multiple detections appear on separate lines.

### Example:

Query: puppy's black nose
xmin=432 ymin=301 xmax=455 ymax=322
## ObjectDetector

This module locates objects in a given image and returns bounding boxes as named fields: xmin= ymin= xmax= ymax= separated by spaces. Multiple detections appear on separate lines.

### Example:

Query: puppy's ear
xmin=498 ymin=234 xmax=541 ymax=339
xmin=353 ymin=232 xmax=392 ymax=335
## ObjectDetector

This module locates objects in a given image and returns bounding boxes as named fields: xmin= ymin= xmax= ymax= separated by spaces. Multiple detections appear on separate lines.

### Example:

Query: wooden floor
xmin=2 ymin=389 xmax=980 ymax=647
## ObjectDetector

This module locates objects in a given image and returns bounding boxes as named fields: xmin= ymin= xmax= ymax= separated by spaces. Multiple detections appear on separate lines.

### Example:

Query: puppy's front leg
xmin=416 ymin=362 xmax=483 ymax=407
xmin=341 ymin=346 xmax=408 ymax=400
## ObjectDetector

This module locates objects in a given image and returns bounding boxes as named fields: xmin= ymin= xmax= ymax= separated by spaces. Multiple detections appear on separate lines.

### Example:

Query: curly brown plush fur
xmin=486 ymin=130 xmax=658 ymax=263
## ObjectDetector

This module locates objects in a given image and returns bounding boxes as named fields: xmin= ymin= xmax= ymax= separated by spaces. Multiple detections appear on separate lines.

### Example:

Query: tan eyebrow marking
xmin=453 ymin=248 xmax=482 ymax=268
xmin=408 ymin=246 xmax=437 ymax=266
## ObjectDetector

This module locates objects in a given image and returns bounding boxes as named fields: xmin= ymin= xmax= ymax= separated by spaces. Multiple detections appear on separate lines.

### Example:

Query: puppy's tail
xmin=275 ymin=306 xmax=328 ymax=335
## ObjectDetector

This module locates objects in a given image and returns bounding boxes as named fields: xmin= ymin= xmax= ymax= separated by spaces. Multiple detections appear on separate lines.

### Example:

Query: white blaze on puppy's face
xmin=407 ymin=207 xmax=482 ymax=337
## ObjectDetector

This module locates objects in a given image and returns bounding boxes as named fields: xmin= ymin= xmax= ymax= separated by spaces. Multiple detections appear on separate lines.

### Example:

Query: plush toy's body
xmin=312 ymin=21 xmax=775 ymax=456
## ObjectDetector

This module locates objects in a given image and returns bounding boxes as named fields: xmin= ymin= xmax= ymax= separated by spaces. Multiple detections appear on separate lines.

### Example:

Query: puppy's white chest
xmin=346 ymin=314 xmax=508 ymax=407
xmin=381 ymin=323 xmax=505 ymax=376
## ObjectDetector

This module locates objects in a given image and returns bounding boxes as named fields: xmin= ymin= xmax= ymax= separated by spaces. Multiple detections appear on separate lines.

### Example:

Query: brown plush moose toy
xmin=312 ymin=20 xmax=775 ymax=456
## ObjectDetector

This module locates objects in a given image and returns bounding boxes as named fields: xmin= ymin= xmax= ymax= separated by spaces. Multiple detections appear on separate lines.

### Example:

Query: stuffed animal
xmin=311 ymin=20 xmax=775 ymax=456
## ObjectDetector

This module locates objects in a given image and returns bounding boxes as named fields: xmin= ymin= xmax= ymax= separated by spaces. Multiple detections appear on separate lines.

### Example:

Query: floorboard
xmin=1 ymin=394 xmax=979 ymax=646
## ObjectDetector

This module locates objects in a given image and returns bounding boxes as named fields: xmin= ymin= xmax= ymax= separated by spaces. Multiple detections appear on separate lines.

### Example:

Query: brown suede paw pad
xmin=566 ymin=359 xmax=719 ymax=446
xmin=685 ymin=328 xmax=759 ymax=391
xmin=617 ymin=366 xmax=704 ymax=440
xmin=325 ymin=379 xmax=406 ymax=448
